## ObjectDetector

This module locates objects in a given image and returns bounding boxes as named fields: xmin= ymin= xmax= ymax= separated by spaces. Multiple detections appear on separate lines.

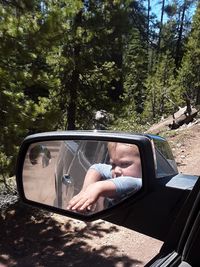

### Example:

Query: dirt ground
xmin=0 ymin=122 xmax=199 ymax=267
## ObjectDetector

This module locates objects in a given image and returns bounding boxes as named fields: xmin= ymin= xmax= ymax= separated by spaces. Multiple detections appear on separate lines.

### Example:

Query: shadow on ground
xmin=0 ymin=201 xmax=142 ymax=267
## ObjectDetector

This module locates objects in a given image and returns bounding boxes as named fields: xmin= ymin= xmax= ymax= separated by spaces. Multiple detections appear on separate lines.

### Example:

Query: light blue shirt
xmin=90 ymin=163 xmax=142 ymax=198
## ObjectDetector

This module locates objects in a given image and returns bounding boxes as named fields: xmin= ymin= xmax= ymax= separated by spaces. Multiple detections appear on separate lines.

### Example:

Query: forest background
xmin=0 ymin=0 xmax=200 ymax=188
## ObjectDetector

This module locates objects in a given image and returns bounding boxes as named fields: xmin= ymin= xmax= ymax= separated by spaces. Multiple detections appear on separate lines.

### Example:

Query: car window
xmin=84 ymin=141 xmax=99 ymax=164
xmin=63 ymin=140 xmax=79 ymax=153
xmin=82 ymin=141 xmax=108 ymax=165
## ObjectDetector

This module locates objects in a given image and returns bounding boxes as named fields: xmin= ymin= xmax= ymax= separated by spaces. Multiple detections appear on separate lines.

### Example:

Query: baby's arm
xmin=67 ymin=177 xmax=142 ymax=211
xmin=67 ymin=164 xmax=112 ymax=211
xmin=81 ymin=168 xmax=102 ymax=191
xmin=82 ymin=163 xmax=112 ymax=190
xmin=67 ymin=179 xmax=116 ymax=211
xmin=110 ymin=177 xmax=142 ymax=197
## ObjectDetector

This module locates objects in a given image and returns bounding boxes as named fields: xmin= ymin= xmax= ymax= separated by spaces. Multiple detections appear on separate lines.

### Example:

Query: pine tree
xmin=177 ymin=2 xmax=200 ymax=105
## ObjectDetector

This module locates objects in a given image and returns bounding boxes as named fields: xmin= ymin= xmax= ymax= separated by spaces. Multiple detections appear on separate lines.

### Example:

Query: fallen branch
xmin=169 ymin=107 xmax=198 ymax=130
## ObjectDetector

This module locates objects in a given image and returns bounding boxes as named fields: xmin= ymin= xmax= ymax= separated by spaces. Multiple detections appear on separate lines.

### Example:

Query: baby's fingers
xmin=67 ymin=198 xmax=80 ymax=210
xmin=72 ymin=198 xmax=92 ymax=211
xmin=68 ymin=196 xmax=94 ymax=211
xmin=78 ymin=200 xmax=97 ymax=211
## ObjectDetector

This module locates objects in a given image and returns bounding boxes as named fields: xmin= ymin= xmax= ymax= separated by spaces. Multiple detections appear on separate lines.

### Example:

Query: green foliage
xmin=0 ymin=0 xmax=199 ymax=184
xmin=123 ymin=29 xmax=148 ymax=114
xmin=177 ymin=2 xmax=200 ymax=105
xmin=143 ymin=52 xmax=183 ymax=121
xmin=109 ymin=109 xmax=148 ymax=133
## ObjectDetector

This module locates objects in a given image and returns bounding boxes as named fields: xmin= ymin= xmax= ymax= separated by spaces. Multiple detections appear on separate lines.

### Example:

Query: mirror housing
xmin=16 ymin=131 xmax=156 ymax=221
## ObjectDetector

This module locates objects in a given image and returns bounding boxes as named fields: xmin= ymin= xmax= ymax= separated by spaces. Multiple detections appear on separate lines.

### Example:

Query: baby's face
xmin=109 ymin=143 xmax=142 ymax=178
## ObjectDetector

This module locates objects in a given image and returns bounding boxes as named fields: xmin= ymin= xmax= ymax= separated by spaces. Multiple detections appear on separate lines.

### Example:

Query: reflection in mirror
xmin=29 ymin=144 xmax=51 ymax=167
xmin=22 ymin=140 xmax=142 ymax=214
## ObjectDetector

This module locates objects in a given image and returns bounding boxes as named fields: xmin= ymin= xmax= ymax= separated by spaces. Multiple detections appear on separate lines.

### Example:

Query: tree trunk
xmin=147 ymin=0 xmax=151 ymax=71
xmin=158 ymin=0 xmax=165 ymax=54
xmin=66 ymin=10 xmax=82 ymax=130
xmin=67 ymin=81 xmax=77 ymax=130
xmin=67 ymin=61 xmax=79 ymax=130
xmin=175 ymin=0 xmax=187 ymax=68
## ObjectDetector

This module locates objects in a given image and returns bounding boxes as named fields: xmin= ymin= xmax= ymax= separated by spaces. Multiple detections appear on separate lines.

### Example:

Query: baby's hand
xmin=67 ymin=183 xmax=101 ymax=212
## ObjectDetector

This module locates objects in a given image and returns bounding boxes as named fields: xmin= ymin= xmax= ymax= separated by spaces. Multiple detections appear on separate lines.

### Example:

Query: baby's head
xmin=108 ymin=142 xmax=142 ymax=178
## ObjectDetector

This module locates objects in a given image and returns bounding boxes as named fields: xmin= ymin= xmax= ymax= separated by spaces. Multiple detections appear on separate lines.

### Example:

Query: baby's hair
xmin=107 ymin=142 xmax=140 ymax=156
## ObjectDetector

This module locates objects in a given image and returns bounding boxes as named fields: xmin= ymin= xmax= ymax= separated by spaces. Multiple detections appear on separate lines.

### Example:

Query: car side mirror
xmin=16 ymin=131 xmax=156 ymax=221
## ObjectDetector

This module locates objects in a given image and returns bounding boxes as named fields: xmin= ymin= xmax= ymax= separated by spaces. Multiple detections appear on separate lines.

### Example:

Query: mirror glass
xmin=22 ymin=140 xmax=142 ymax=214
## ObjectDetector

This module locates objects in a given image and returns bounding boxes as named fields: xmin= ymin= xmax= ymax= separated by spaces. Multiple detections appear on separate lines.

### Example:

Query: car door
xmin=55 ymin=140 xmax=108 ymax=208
xmin=144 ymin=174 xmax=200 ymax=266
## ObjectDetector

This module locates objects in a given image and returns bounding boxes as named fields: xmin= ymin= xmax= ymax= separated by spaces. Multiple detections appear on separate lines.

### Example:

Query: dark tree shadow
xmin=0 ymin=201 xmax=142 ymax=267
